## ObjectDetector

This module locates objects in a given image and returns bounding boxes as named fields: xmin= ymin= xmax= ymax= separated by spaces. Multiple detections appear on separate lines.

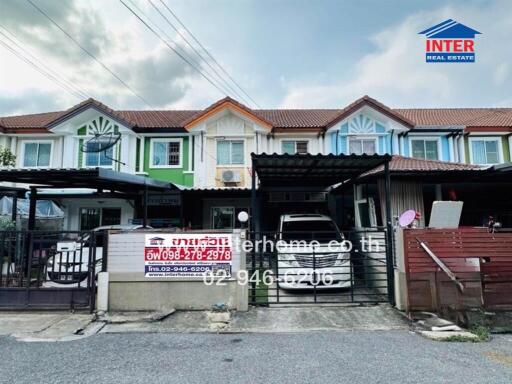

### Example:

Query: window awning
xmin=0 ymin=168 xmax=176 ymax=193
xmin=251 ymin=153 xmax=391 ymax=188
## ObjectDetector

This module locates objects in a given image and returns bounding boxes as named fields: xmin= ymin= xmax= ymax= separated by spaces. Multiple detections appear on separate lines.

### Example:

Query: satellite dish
xmin=81 ymin=131 xmax=125 ymax=165
xmin=398 ymin=210 xmax=417 ymax=227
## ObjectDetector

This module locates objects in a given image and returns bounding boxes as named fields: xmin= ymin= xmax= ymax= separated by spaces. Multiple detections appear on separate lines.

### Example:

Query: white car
xmin=44 ymin=225 xmax=149 ymax=287
xmin=276 ymin=214 xmax=351 ymax=290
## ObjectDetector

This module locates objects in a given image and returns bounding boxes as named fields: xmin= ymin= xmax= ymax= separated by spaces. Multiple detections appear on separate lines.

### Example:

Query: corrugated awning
xmin=0 ymin=168 xmax=176 ymax=193
xmin=355 ymin=155 xmax=490 ymax=183
xmin=252 ymin=153 xmax=391 ymax=187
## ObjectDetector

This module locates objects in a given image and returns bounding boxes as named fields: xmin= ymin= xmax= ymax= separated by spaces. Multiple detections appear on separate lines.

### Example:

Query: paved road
xmin=1 ymin=331 xmax=511 ymax=384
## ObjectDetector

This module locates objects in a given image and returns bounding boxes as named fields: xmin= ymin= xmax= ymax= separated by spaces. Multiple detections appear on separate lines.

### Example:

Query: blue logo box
xmin=425 ymin=53 xmax=475 ymax=63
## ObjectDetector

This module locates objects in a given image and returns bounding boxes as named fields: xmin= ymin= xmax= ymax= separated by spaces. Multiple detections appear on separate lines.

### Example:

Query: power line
xmin=158 ymin=0 xmax=261 ymax=108
xmin=2 ymin=2 xmax=221 ymax=169
xmin=120 ymin=0 xmax=231 ymax=100
xmin=0 ymin=34 xmax=85 ymax=100
xmin=0 ymin=24 xmax=89 ymax=100
xmin=123 ymin=0 xmax=234 ymax=100
xmin=26 ymin=0 xmax=154 ymax=108
xmin=147 ymin=0 xmax=253 ymax=106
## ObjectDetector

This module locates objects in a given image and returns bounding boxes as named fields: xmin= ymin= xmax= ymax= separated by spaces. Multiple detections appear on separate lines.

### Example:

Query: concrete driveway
xmin=101 ymin=304 xmax=408 ymax=333
xmin=0 ymin=305 xmax=407 ymax=339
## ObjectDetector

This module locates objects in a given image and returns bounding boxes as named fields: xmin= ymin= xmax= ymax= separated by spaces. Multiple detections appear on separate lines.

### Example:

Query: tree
xmin=0 ymin=146 xmax=16 ymax=167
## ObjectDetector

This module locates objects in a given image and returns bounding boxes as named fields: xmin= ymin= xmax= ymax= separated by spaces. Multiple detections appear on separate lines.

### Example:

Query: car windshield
xmin=281 ymin=220 xmax=342 ymax=242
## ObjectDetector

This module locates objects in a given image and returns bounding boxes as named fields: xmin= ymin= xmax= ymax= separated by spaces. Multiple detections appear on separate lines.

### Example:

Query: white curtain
xmin=378 ymin=180 xmax=425 ymax=227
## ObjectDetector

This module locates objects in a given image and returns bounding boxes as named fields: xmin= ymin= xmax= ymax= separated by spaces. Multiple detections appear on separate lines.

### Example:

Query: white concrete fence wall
xmin=97 ymin=229 xmax=248 ymax=312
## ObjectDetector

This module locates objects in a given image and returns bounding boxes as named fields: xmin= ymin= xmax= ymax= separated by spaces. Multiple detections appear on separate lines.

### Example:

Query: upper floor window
xmin=22 ymin=141 xmax=52 ymax=168
xmin=150 ymin=139 xmax=182 ymax=168
xmin=348 ymin=137 xmax=377 ymax=155
xmin=411 ymin=139 xmax=439 ymax=160
xmin=217 ymin=140 xmax=244 ymax=165
xmin=84 ymin=141 xmax=114 ymax=168
xmin=470 ymin=138 xmax=501 ymax=164
xmin=282 ymin=140 xmax=309 ymax=155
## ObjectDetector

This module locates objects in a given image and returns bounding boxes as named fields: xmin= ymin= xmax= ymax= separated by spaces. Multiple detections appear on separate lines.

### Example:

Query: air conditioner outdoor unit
xmin=221 ymin=169 xmax=241 ymax=183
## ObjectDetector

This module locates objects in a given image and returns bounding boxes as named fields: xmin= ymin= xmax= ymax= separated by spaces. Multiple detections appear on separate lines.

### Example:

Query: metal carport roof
xmin=0 ymin=168 xmax=176 ymax=193
xmin=251 ymin=153 xmax=392 ymax=187
xmin=0 ymin=168 xmax=177 ymax=229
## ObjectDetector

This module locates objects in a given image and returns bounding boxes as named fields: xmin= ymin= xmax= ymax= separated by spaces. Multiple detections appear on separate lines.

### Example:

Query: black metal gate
xmin=247 ymin=228 xmax=393 ymax=305
xmin=0 ymin=230 xmax=102 ymax=311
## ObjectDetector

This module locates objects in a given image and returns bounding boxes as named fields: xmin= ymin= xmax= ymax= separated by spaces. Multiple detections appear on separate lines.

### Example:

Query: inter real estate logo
xmin=419 ymin=19 xmax=481 ymax=63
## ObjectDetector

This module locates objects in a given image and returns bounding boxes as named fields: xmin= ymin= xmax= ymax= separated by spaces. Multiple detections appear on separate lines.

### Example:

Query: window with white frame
xmin=410 ymin=139 xmax=439 ymax=160
xmin=150 ymin=139 xmax=182 ymax=168
xmin=22 ymin=141 xmax=52 ymax=168
xmin=348 ymin=137 xmax=377 ymax=155
xmin=217 ymin=140 xmax=244 ymax=165
xmin=83 ymin=141 xmax=114 ymax=168
xmin=281 ymin=140 xmax=309 ymax=154
xmin=470 ymin=138 xmax=501 ymax=164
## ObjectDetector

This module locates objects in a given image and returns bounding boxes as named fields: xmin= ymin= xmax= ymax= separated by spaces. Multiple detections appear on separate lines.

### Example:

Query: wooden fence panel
xmin=403 ymin=228 xmax=512 ymax=312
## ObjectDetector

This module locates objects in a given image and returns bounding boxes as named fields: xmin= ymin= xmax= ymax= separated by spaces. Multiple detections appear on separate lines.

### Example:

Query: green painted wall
xmin=502 ymin=136 xmax=510 ymax=163
xmin=143 ymin=137 xmax=193 ymax=187
xmin=464 ymin=135 xmax=510 ymax=163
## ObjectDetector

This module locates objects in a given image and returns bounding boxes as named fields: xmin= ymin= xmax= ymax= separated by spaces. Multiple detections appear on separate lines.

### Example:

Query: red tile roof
xmin=254 ymin=109 xmax=341 ymax=128
xmin=0 ymin=111 xmax=64 ymax=129
xmin=364 ymin=155 xmax=486 ymax=177
xmin=2 ymin=96 xmax=512 ymax=132
xmin=326 ymin=95 xmax=415 ymax=128
xmin=46 ymin=98 xmax=135 ymax=128
xmin=118 ymin=110 xmax=197 ymax=128
xmin=182 ymin=96 xmax=273 ymax=128
xmin=395 ymin=108 xmax=512 ymax=127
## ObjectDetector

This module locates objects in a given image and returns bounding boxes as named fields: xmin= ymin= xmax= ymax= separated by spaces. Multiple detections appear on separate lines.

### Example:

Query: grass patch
xmin=470 ymin=325 xmax=490 ymax=341
xmin=442 ymin=326 xmax=490 ymax=343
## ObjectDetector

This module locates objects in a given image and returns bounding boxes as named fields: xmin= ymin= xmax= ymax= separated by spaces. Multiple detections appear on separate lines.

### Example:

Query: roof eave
xmin=324 ymin=97 xmax=414 ymax=131
xmin=46 ymin=99 xmax=135 ymax=130
xmin=184 ymin=98 xmax=273 ymax=130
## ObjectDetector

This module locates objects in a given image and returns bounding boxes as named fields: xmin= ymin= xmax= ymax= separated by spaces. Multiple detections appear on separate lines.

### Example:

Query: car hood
xmin=276 ymin=242 xmax=350 ymax=254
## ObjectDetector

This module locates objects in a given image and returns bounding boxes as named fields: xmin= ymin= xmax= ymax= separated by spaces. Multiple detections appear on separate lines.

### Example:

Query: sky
xmin=0 ymin=0 xmax=511 ymax=116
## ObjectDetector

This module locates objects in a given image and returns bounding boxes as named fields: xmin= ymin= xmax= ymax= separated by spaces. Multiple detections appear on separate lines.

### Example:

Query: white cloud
xmin=280 ymin=1 xmax=512 ymax=108
xmin=0 ymin=0 xmax=216 ymax=115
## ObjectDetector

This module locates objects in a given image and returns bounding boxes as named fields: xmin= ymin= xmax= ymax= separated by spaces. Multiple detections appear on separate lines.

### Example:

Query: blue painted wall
xmin=441 ymin=136 xmax=450 ymax=161
xmin=405 ymin=135 xmax=451 ymax=161
xmin=327 ymin=114 xmax=457 ymax=162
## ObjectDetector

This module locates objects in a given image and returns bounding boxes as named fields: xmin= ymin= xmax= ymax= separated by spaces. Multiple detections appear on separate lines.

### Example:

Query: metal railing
xmin=0 ymin=230 xmax=103 ymax=311
xmin=246 ymin=229 xmax=391 ymax=305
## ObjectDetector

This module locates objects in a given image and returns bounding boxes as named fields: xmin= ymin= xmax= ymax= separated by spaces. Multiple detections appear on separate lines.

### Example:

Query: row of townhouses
xmin=0 ymin=95 xmax=511 ymax=231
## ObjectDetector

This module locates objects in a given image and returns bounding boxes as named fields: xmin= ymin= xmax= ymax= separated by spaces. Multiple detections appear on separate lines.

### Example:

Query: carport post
xmin=11 ymin=194 xmax=17 ymax=223
xmin=28 ymin=187 xmax=37 ymax=231
xmin=384 ymin=161 xmax=395 ymax=306
xmin=251 ymin=160 xmax=256 ymax=231
xmin=250 ymin=158 xmax=257 ymax=304
xmin=142 ymin=184 xmax=148 ymax=228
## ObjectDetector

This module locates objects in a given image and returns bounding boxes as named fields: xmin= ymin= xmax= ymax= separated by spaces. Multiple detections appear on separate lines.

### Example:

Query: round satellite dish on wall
xmin=398 ymin=210 xmax=417 ymax=227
